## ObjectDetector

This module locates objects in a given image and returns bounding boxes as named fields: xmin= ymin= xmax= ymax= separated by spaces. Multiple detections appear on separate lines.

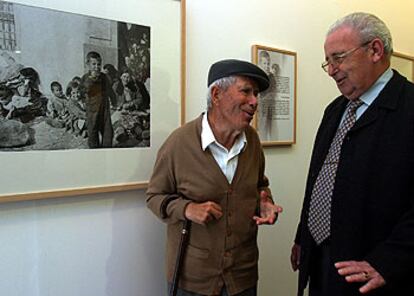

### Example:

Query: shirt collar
xmin=359 ymin=67 xmax=393 ymax=107
xmin=201 ymin=113 xmax=247 ymax=151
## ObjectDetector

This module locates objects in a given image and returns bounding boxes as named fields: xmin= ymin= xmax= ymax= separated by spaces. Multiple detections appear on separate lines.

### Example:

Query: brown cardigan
xmin=146 ymin=114 xmax=271 ymax=295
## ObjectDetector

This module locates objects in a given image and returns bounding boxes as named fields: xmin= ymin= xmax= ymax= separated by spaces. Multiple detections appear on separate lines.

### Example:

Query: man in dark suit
xmin=291 ymin=12 xmax=414 ymax=296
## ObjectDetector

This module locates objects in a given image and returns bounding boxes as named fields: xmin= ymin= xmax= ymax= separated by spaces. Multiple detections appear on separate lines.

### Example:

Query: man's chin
xmin=341 ymin=90 xmax=360 ymax=101
xmin=241 ymin=120 xmax=251 ymax=129
xmin=339 ymin=88 xmax=356 ymax=100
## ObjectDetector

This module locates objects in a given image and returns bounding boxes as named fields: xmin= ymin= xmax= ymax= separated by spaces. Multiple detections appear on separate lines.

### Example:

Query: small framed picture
xmin=252 ymin=44 xmax=297 ymax=146
xmin=391 ymin=52 xmax=414 ymax=82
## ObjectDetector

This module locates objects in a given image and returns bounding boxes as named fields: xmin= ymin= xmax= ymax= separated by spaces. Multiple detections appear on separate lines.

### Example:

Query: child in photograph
xmin=65 ymin=81 xmax=87 ymax=137
xmin=81 ymin=51 xmax=114 ymax=148
xmin=71 ymin=76 xmax=82 ymax=85
xmin=103 ymin=64 xmax=119 ymax=86
xmin=46 ymin=81 xmax=69 ymax=128
xmin=103 ymin=64 xmax=119 ymax=107
xmin=257 ymin=51 xmax=277 ymax=141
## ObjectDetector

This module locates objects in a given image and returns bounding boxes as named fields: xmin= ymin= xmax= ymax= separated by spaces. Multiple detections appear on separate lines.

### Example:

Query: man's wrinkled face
xmin=324 ymin=26 xmax=375 ymax=100
xmin=213 ymin=76 xmax=259 ymax=131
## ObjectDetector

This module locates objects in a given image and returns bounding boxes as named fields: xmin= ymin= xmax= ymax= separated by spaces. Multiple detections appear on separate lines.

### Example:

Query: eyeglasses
xmin=321 ymin=41 xmax=371 ymax=72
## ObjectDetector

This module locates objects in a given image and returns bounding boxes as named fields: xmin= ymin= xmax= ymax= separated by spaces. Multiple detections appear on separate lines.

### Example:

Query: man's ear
xmin=370 ymin=38 xmax=385 ymax=63
xmin=211 ymin=85 xmax=221 ymax=106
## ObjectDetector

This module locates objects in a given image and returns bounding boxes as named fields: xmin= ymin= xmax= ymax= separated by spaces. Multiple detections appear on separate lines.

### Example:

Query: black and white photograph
xmin=0 ymin=0 xmax=151 ymax=151
xmin=252 ymin=44 xmax=296 ymax=146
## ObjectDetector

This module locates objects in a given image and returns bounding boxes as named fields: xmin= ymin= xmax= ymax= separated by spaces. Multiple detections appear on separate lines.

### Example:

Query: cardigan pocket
xmin=186 ymin=244 xmax=210 ymax=259
xmin=182 ymin=245 xmax=213 ymax=282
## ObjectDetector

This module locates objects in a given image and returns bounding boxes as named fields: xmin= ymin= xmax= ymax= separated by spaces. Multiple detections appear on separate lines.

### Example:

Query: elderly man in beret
xmin=147 ymin=59 xmax=283 ymax=296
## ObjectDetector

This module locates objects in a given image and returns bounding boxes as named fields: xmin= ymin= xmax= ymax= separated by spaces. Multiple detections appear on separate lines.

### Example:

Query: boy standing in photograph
xmin=81 ymin=51 xmax=114 ymax=148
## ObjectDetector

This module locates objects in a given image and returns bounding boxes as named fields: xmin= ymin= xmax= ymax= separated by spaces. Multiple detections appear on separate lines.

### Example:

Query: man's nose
xmin=249 ymin=93 xmax=258 ymax=108
xmin=327 ymin=63 xmax=339 ymax=76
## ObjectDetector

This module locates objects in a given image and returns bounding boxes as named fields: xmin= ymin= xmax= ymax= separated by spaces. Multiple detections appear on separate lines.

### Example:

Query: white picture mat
xmin=0 ymin=0 xmax=182 ymax=197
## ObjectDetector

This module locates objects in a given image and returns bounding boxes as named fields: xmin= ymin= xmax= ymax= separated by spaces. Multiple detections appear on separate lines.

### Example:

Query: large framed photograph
xmin=252 ymin=44 xmax=296 ymax=146
xmin=0 ymin=0 xmax=185 ymax=202
xmin=391 ymin=52 xmax=414 ymax=82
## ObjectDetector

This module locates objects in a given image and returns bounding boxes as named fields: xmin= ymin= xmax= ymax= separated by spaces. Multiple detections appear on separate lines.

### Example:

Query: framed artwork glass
xmin=0 ymin=0 xmax=186 ymax=203
xmin=252 ymin=44 xmax=297 ymax=146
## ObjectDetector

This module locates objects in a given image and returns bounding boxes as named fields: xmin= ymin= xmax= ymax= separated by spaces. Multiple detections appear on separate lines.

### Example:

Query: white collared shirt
xmin=201 ymin=113 xmax=247 ymax=183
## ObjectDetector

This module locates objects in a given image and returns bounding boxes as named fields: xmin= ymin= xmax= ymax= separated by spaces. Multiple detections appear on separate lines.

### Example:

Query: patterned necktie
xmin=308 ymin=99 xmax=363 ymax=245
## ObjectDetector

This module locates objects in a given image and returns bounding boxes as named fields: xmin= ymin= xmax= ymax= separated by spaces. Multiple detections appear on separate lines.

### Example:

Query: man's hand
xmin=335 ymin=260 xmax=386 ymax=294
xmin=253 ymin=190 xmax=283 ymax=225
xmin=290 ymin=243 xmax=301 ymax=271
xmin=184 ymin=201 xmax=223 ymax=225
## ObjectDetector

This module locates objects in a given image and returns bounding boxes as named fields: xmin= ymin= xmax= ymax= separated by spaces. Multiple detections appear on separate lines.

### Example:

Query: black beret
xmin=207 ymin=59 xmax=270 ymax=92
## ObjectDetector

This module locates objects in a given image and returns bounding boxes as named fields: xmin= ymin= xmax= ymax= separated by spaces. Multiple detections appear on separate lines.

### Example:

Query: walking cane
xmin=170 ymin=219 xmax=192 ymax=296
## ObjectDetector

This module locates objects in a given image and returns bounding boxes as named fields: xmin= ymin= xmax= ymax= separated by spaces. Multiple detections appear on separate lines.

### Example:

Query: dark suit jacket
xmin=295 ymin=71 xmax=414 ymax=296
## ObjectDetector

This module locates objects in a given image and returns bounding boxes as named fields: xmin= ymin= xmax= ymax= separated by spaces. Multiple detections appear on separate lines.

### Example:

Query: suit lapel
xmin=322 ymin=99 xmax=348 ymax=147
xmin=351 ymin=104 xmax=379 ymax=131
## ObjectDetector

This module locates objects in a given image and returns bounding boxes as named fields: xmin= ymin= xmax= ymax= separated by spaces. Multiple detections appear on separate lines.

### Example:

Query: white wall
xmin=1 ymin=1 xmax=413 ymax=296
xmin=0 ymin=191 xmax=165 ymax=296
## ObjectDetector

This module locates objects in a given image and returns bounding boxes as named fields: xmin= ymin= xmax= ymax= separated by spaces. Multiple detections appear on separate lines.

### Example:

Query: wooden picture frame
xmin=391 ymin=51 xmax=414 ymax=82
xmin=252 ymin=44 xmax=297 ymax=146
xmin=0 ymin=0 xmax=186 ymax=203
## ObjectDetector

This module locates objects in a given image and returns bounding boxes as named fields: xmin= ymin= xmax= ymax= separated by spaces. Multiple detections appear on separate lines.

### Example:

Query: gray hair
xmin=206 ymin=76 xmax=237 ymax=110
xmin=327 ymin=12 xmax=393 ymax=58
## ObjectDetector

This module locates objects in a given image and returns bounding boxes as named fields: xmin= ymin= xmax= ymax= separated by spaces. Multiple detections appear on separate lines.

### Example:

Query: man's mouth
xmin=336 ymin=76 xmax=346 ymax=85
xmin=244 ymin=109 xmax=255 ymax=119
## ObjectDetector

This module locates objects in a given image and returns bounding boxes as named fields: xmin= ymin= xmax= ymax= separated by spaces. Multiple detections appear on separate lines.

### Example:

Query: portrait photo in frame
xmin=0 ymin=0 xmax=186 ymax=203
xmin=252 ymin=44 xmax=297 ymax=146
xmin=391 ymin=51 xmax=414 ymax=83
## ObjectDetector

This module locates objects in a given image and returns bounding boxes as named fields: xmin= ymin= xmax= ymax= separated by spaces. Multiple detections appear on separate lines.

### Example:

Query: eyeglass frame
xmin=321 ymin=40 xmax=372 ymax=72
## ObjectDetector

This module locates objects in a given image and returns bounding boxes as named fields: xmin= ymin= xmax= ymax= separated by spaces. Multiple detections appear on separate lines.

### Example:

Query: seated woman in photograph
xmin=4 ymin=67 xmax=47 ymax=123
xmin=112 ymin=68 xmax=142 ymax=111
